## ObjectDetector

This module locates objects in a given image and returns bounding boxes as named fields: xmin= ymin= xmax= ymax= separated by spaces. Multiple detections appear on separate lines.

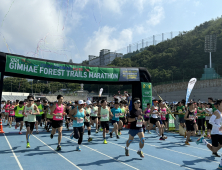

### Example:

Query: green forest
xmin=109 ymin=17 xmax=222 ymax=85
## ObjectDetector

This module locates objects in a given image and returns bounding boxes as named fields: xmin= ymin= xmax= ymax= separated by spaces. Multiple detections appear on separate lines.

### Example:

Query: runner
xmin=205 ymin=103 xmax=213 ymax=139
xmin=65 ymin=103 xmax=71 ymax=130
xmin=110 ymin=99 xmax=121 ymax=139
xmin=98 ymin=99 xmax=113 ymax=144
xmin=184 ymin=102 xmax=196 ymax=145
xmin=4 ymin=100 xmax=10 ymax=125
xmin=147 ymin=99 xmax=164 ymax=140
xmin=43 ymin=100 xmax=49 ymax=130
xmin=91 ymin=101 xmax=99 ymax=133
xmin=142 ymin=103 xmax=151 ymax=134
xmin=8 ymin=101 xmax=15 ymax=128
xmin=177 ymin=102 xmax=186 ymax=135
xmin=1 ymin=101 xmax=5 ymax=121
xmin=35 ymin=99 xmax=44 ymax=134
xmin=84 ymin=100 xmax=93 ymax=142
xmin=45 ymin=102 xmax=54 ymax=132
xmin=69 ymin=100 xmax=86 ymax=151
xmin=125 ymin=98 xmax=145 ymax=158
xmin=14 ymin=101 xmax=24 ymax=134
xmin=22 ymin=95 xmax=40 ymax=148
xmin=50 ymin=95 xmax=66 ymax=151
xmin=160 ymin=101 xmax=167 ymax=139
xmin=196 ymin=102 xmax=206 ymax=136
xmin=119 ymin=101 xmax=126 ymax=135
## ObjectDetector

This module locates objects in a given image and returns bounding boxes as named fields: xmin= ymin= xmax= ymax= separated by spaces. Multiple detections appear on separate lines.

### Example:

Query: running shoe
xmin=163 ymin=135 xmax=167 ymax=139
xmin=137 ymin=151 xmax=144 ymax=158
xmin=26 ymin=143 xmax=30 ymax=148
xmin=56 ymin=145 xmax=61 ymax=151
xmin=50 ymin=134 xmax=53 ymax=139
xmin=110 ymin=132 xmax=113 ymax=138
xmin=125 ymin=147 xmax=129 ymax=156
xmin=196 ymin=136 xmax=204 ymax=145
xmin=212 ymin=152 xmax=221 ymax=157
xmin=9 ymin=125 xmax=11 ymax=128
xmin=70 ymin=133 xmax=74 ymax=139
xmin=19 ymin=131 xmax=22 ymax=135
xmin=118 ymin=132 xmax=121 ymax=136
xmin=218 ymin=164 xmax=222 ymax=169
xmin=103 ymin=139 xmax=107 ymax=144
xmin=159 ymin=137 xmax=165 ymax=140
xmin=185 ymin=141 xmax=190 ymax=145
xmin=96 ymin=130 xmax=98 ymax=133
xmin=15 ymin=125 xmax=17 ymax=129
xmin=148 ymin=131 xmax=152 ymax=134
xmin=47 ymin=129 xmax=50 ymax=132
xmin=116 ymin=135 xmax=120 ymax=139
xmin=88 ymin=137 xmax=93 ymax=142
xmin=100 ymin=128 xmax=103 ymax=131
xmin=76 ymin=146 xmax=81 ymax=151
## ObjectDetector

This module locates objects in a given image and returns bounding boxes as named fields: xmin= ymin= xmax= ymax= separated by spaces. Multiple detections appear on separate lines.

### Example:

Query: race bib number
xmin=39 ymin=109 xmax=42 ymax=112
xmin=189 ymin=115 xmax=194 ymax=120
xmin=77 ymin=118 xmax=83 ymax=124
xmin=136 ymin=119 xmax=143 ymax=127
xmin=115 ymin=113 xmax=120 ymax=118
xmin=162 ymin=113 xmax=165 ymax=118
xmin=178 ymin=109 xmax=182 ymax=113
xmin=102 ymin=114 xmax=108 ymax=119
xmin=10 ymin=111 xmax=13 ymax=114
xmin=26 ymin=110 xmax=30 ymax=115
xmin=86 ymin=116 xmax=90 ymax=120
xmin=19 ymin=110 xmax=23 ymax=114
xmin=56 ymin=113 xmax=62 ymax=119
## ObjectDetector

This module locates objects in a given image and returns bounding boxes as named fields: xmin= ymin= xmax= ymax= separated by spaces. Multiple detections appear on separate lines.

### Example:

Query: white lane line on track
xmin=4 ymin=133 xmax=24 ymax=170
xmin=90 ymin=135 xmax=194 ymax=170
xmin=63 ymin=136 xmax=139 ymax=170
xmin=120 ymin=135 xmax=220 ymax=164
xmin=32 ymin=135 xmax=82 ymax=170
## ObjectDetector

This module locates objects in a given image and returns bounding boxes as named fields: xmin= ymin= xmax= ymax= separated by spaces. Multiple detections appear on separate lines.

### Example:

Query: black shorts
xmin=119 ymin=117 xmax=125 ymax=122
xmin=36 ymin=115 xmax=42 ymax=122
xmin=41 ymin=114 xmax=45 ymax=119
xmin=150 ymin=117 xmax=159 ymax=125
xmin=144 ymin=118 xmax=149 ymax=122
xmin=25 ymin=121 xmax=35 ymax=131
xmin=73 ymin=126 xmax=84 ymax=139
xmin=52 ymin=120 xmax=63 ymax=129
xmin=91 ymin=116 xmax=98 ymax=120
xmin=211 ymin=134 xmax=222 ymax=147
xmin=101 ymin=121 xmax=109 ymax=130
xmin=206 ymin=120 xmax=212 ymax=130
xmin=165 ymin=117 xmax=169 ymax=122
xmin=185 ymin=120 xmax=194 ymax=131
xmin=16 ymin=117 xmax=24 ymax=123
xmin=47 ymin=118 xmax=53 ymax=122
xmin=84 ymin=122 xmax=90 ymax=127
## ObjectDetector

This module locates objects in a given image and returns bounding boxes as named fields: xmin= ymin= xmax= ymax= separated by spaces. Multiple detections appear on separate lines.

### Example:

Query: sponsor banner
xmin=185 ymin=78 xmax=197 ymax=105
xmin=5 ymin=55 xmax=140 ymax=82
xmin=119 ymin=68 xmax=140 ymax=81
xmin=141 ymin=82 xmax=152 ymax=110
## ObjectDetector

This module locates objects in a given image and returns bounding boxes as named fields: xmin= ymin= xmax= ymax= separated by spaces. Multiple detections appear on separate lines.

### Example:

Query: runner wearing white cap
xmin=69 ymin=100 xmax=86 ymax=151
xmin=91 ymin=101 xmax=99 ymax=133
xmin=85 ymin=100 xmax=93 ymax=142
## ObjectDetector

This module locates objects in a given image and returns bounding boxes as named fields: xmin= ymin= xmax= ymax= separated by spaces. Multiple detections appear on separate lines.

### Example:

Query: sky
xmin=0 ymin=0 xmax=222 ymax=64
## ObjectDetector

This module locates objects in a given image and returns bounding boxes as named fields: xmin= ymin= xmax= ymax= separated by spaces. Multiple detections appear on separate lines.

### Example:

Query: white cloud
xmin=148 ymin=0 xmax=163 ymax=6
xmin=0 ymin=0 xmax=83 ymax=61
xmin=146 ymin=6 xmax=165 ymax=26
xmin=100 ymin=0 xmax=127 ymax=14
xmin=84 ymin=26 xmax=132 ymax=56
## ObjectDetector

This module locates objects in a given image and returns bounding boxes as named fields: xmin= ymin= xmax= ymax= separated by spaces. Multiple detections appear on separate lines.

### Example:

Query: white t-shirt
xmin=205 ymin=108 xmax=212 ymax=120
xmin=1 ymin=104 xmax=5 ymax=112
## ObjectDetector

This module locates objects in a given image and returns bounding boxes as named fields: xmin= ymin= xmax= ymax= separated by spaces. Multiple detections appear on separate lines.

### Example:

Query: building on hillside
xmin=89 ymin=49 xmax=123 ymax=66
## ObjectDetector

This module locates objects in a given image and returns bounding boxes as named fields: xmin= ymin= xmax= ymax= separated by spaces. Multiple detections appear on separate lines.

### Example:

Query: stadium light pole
xmin=204 ymin=34 xmax=217 ymax=68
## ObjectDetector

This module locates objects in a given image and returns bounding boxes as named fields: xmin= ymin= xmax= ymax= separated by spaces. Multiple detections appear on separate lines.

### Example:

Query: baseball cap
xmin=78 ymin=100 xmax=85 ymax=105
xmin=86 ymin=100 xmax=92 ymax=105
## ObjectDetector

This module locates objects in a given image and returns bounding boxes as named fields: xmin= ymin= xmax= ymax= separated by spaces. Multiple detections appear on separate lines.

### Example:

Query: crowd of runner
xmin=1 ymin=96 xmax=222 ymax=169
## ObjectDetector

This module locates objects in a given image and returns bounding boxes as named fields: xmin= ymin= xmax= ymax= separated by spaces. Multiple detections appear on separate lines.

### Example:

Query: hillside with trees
xmin=110 ymin=17 xmax=222 ymax=85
